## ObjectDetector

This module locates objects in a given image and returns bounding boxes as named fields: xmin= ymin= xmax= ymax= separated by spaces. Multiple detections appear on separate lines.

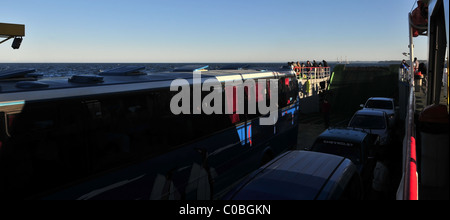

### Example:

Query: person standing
xmin=371 ymin=147 xmax=392 ymax=200
xmin=321 ymin=98 xmax=331 ymax=128
xmin=400 ymin=59 xmax=410 ymax=71
xmin=413 ymin=57 xmax=420 ymax=74
xmin=306 ymin=60 xmax=312 ymax=77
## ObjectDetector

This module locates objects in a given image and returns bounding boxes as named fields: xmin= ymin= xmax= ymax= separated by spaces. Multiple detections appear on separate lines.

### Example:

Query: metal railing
xmin=294 ymin=67 xmax=331 ymax=98
xmin=397 ymin=59 xmax=419 ymax=200
xmin=399 ymin=68 xmax=411 ymax=82
xmin=399 ymin=80 xmax=418 ymax=200
xmin=294 ymin=67 xmax=331 ymax=80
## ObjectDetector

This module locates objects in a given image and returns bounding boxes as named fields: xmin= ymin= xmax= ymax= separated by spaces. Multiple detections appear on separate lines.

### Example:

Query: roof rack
xmin=0 ymin=68 xmax=39 ymax=82
xmin=99 ymin=66 xmax=146 ymax=76
xmin=0 ymin=68 xmax=36 ymax=79
xmin=173 ymin=65 xmax=209 ymax=72
xmin=15 ymin=81 xmax=49 ymax=89
xmin=69 ymin=75 xmax=104 ymax=84
xmin=219 ymin=64 xmax=249 ymax=70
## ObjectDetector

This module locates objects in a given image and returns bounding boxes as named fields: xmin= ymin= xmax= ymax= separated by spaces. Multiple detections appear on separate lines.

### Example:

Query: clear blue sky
xmin=1 ymin=0 xmax=428 ymax=63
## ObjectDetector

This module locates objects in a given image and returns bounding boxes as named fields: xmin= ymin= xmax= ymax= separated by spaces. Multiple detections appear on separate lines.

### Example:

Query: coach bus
xmin=0 ymin=65 xmax=299 ymax=200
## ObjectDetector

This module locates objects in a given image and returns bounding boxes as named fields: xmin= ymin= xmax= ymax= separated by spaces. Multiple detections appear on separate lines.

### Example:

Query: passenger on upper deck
xmin=400 ymin=59 xmax=410 ymax=71
xmin=413 ymin=57 xmax=420 ymax=74
xmin=294 ymin=61 xmax=301 ymax=75
xmin=287 ymin=62 xmax=294 ymax=70
xmin=306 ymin=61 xmax=312 ymax=76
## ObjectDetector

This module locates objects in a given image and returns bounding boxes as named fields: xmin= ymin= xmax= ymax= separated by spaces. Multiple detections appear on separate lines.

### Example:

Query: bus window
xmin=0 ymin=100 xmax=91 ymax=198
xmin=225 ymin=85 xmax=243 ymax=124
xmin=245 ymin=80 xmax=268 ymax=121
xmin=279 ymin=76 xmax=298 ymax=108
xmin=84 ymin=100 xmax=102 ymax=120
xmin=0 ymin=112 xmax=7 ymax=164
xmin=0 ymin=112 xmax=17 ymax=139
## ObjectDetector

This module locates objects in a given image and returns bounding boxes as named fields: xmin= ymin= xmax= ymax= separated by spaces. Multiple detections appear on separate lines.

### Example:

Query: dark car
xmin=224 ymin=151 xmax=363 ymax=200
xmin=309 ymin=128 xmax=377 ymax=189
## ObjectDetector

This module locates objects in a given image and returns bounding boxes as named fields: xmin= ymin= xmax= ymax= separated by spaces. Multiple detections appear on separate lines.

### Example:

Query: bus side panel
xmin=42 ymin=124 xmax=248 ymax=200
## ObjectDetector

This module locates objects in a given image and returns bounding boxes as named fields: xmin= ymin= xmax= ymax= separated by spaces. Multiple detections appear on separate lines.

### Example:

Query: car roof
xmin=317 ymin=128 xmax=369 ymax=143
xmin=225 ymin=151 xmax=353 ymax=200
xmin=367 ymin=97 xmax=394 ymax=102
xmin=354 ymin=109 xmax=386 ymax=116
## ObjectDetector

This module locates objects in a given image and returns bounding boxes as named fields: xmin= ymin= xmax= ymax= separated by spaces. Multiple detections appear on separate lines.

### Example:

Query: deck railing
xmin=397 ymin=61 xmax=419 ymax=200
xmin=294 ymin=67 xmax=331 ymax=98
xmin=293 ymin=67 xmax=331 ymax=80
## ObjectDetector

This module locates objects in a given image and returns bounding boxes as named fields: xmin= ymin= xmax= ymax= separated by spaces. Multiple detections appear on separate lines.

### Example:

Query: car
xmin=360 ymin=97 xmax=398 ymax=126
xmin=223 ymin=151 xmax=363 ymax=200
xmin=348 ymin=109 xmax=392 ymax=146
xmin=309 ymin=128 xmax=377 ymax=188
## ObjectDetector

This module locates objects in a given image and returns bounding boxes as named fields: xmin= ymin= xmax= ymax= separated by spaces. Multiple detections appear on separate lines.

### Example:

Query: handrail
xmin=402 ymin=83 xmax=418 ymax=200
xmin=294 ymin=67 xmax=331 ymax=98
xmin=397 ymin=64 xmax=419 ymax=200
xmin=293 ymin=67 xmax=331 ymax=79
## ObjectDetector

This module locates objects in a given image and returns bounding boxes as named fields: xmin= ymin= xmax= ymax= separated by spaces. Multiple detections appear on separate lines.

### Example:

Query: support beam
xmin=0 ymin=22 xmax=25 ymax=38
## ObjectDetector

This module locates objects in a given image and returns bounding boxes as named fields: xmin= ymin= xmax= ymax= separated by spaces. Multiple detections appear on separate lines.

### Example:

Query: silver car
xmin=360 ymin=97 xmax=398 ymax=126
xmin=348 ymin=109 xmax=392 ymax=146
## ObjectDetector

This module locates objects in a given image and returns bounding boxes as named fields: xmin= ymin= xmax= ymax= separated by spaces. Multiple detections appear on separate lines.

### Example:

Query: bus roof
xmin=0 ymin=66 xmax=294 ymax=103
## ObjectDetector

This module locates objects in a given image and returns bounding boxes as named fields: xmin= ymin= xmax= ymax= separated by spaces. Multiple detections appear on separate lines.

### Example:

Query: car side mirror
xmin=360 ymin=104 xmax=364 ymax=108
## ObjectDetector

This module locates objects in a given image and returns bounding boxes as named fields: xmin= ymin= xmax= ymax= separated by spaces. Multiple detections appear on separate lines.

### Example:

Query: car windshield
xmin=365 ymin=100 xmax=393 ymax=110
xmin=349 ymin=114 xmax=386 ymax=129
xmin=311 ymin=140 xmax=362 ymax=165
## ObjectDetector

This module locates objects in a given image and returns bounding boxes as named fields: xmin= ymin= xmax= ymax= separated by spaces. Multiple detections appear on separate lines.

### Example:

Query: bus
xmin=0 ymin=65 xmax=299 ymax=200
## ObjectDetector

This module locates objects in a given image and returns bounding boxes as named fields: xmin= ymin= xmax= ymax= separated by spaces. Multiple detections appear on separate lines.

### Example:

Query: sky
xmin=0 ymin=0 xmax=429 ymax=63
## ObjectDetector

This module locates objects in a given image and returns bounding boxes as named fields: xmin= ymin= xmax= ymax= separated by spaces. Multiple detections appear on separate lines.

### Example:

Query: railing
xmin=399 ymin=68 xmax=411 ymax=82
xmin=401 ymin=83 xmax=419 ymax=200
xmin=293 ymin=67 xmax=331 ymax=80
xmin=397 ymin=64 xmax=419 ymax=200
xmin=294 ymin=67 xmax=331 ymax=98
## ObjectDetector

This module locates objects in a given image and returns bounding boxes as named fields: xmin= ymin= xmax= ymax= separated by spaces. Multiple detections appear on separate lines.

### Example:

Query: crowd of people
xmin=287 ymin=60 xmax=330 ymax=78
xmin=400 ymin=57 xmax=427 ymax=78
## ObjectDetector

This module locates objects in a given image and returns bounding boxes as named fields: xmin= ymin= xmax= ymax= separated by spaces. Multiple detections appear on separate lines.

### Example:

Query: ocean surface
xmin=0 ymin=62 xmax=394 ymax=78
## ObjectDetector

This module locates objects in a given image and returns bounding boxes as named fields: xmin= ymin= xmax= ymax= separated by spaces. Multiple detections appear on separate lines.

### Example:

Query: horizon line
xmin=0 ymin=60 xmax=403 ymax=64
